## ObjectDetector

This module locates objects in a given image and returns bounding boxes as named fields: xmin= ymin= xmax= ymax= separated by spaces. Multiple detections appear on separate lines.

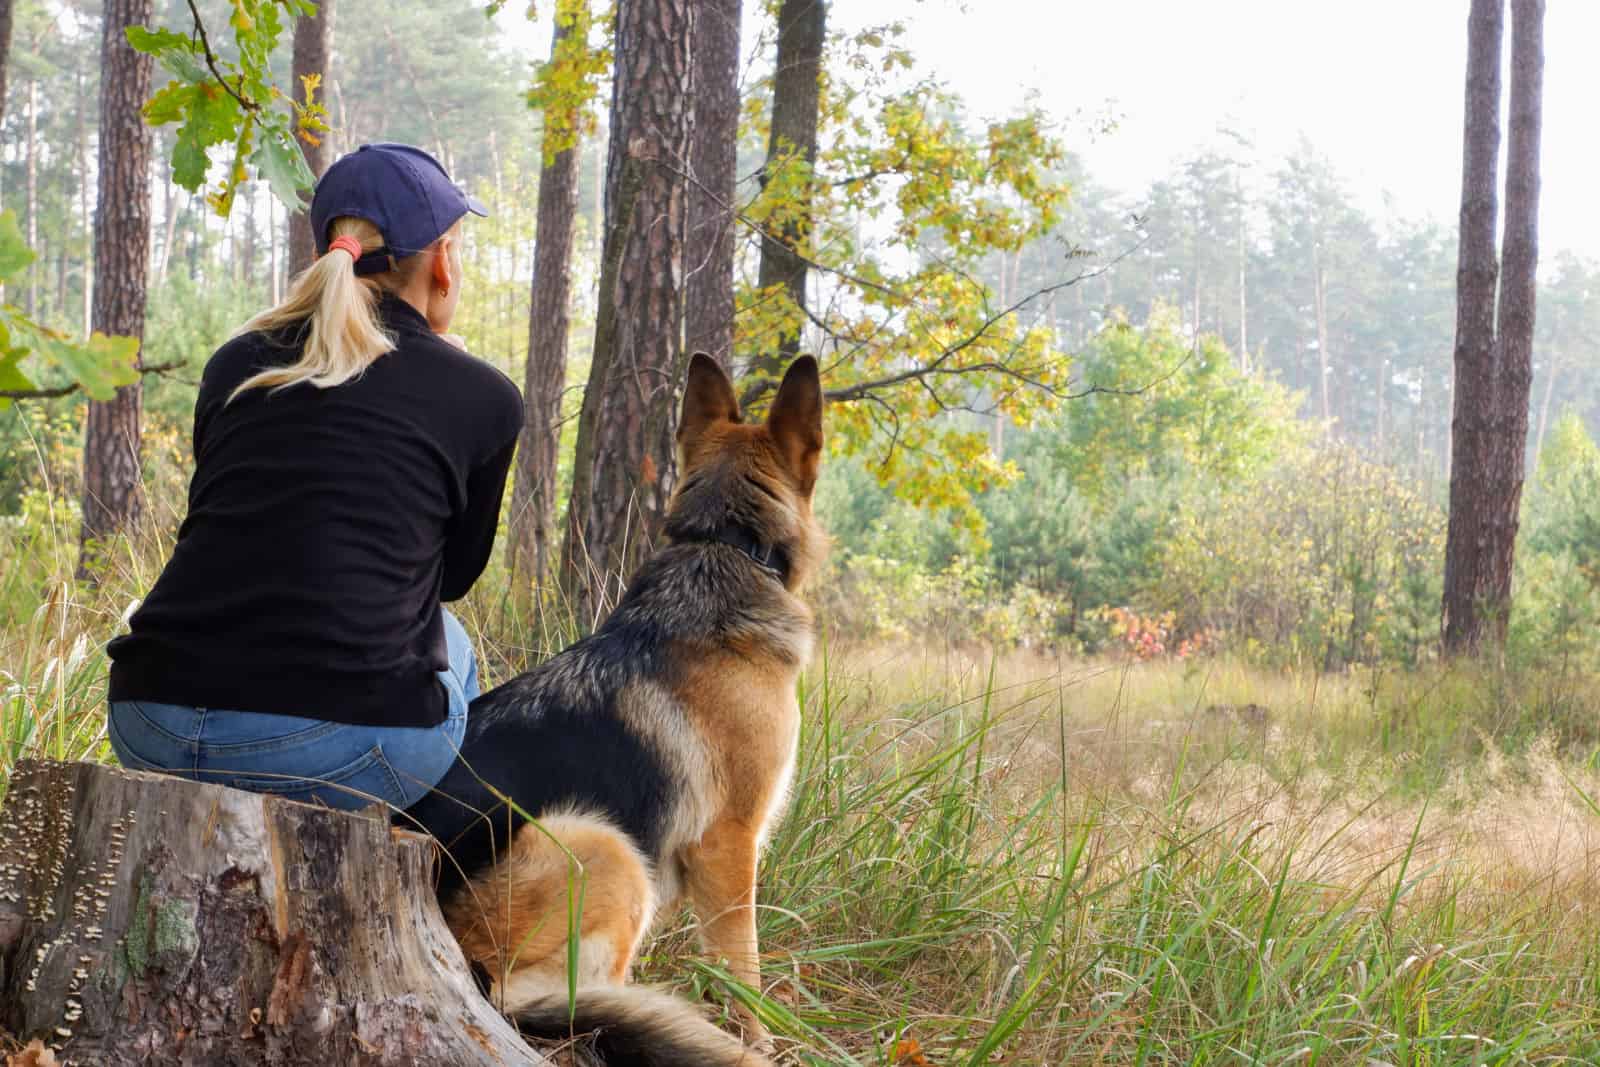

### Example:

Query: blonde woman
xmin=106 ymin=143 xmax=523 ymax=811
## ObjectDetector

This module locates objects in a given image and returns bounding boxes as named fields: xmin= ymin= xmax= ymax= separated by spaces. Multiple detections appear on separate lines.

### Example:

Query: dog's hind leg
xmin=445 ymin=811 xmax=655 ymax=1011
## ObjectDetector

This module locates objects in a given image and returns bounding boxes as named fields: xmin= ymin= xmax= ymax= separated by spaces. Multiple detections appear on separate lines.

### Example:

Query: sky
xmin=500 ymin=1 xmax=1600 ymax=259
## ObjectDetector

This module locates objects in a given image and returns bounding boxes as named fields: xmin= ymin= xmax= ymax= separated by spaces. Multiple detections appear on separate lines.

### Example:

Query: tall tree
xmin=287 ymin=0 xmax=334 ymax=276
xmin=78 ymin=0 xmax=155 ymax=573
xmin=1442 ymin=0 xmax=1546 ymax=654
xmin=683 ymin=0 xmax=741 ymax=368
xmin=0 ymin=0 xmax=12 ymax=126
xmin=508 ymin=1 xmax=592 ymax=592
xmin=561 ymin=0 xmax=694 ymax=608
xmin=751 ymin=0 xmax=824 ymax=375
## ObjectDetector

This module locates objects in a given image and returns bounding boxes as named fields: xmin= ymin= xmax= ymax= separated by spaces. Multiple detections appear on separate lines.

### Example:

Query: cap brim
xmin=464 ymin=192 xmax=489 ymax=217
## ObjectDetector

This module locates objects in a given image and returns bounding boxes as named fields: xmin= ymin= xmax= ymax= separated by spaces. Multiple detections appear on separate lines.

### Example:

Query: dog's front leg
xmin=683 ymin=816 xmax=770 ymax=1046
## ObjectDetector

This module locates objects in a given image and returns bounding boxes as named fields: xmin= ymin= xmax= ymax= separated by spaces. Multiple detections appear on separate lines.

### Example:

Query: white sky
xmin=499 ymin=1 xmax=1600 ymax=258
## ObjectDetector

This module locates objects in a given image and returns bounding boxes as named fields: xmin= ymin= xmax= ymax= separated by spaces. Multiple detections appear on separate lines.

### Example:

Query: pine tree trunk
xmin=562 ymin=0 xmax=694 ymax=611
xmin=509 ymin=12 xmax=585 ymax=593
xmin=1313 ymin=252 xmax=1331 ymax=424
xmin=244 ymin=188 xmax=259 ymax=297
xmin=1237 ymin=174 xmax=1249 ymax=371
xmin=1481 ymin=0 xmax=1544 ymax=635
xmin=287 ymin=0 xmax=335 ymax=277
xmin=77 ymin=0 xmax=154 ymax=578
xmin=683 ymin=0 xmax=742 ymax=369
xmin=1442 ymin=0 xmax=1544 ymax=655
xmin=1533 ymin=352 xmax=1558 ymax=466
xmin=269 ymin=192 xmax=281 ymax=304
xmin=75 ymin=59 xmax=94 ymax=339
xmin=25 ymin=77 xmax=38 ymax=315
xmin=0 ymin=0 xmax=13 ymax=127
xmin=1376 ymin=355 xmax=1388 ymax=459
xmin=752 ymin=0 xmax=825 ymax=376
xmin=0 ymin=760 xmax=548 ymax=1065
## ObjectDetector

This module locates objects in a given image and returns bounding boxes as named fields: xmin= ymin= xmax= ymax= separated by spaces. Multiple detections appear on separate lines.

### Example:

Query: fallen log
xmin=0 ymin=759 xmax=546 ymax=1065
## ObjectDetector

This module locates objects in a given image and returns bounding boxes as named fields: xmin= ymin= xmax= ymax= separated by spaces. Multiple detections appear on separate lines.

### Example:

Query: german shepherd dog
xmin=401 ymin=354 xmax=826 ymax=1066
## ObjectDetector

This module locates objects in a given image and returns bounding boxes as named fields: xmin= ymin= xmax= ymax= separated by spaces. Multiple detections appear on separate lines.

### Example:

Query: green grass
xmin=5 ymin=516 xmax=1600 ymax=1063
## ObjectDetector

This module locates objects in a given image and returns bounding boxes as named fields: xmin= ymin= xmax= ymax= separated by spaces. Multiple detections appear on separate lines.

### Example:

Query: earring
xmin=439 ymin=285 xmax=450 ymax=298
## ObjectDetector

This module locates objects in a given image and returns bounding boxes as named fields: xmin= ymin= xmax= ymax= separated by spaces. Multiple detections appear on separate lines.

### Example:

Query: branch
xmin=186 ymin=0 xmax=259 ymax=115
xmin=0 ymin=361 xmax=186 ymax=402
xmin=742 ymin=268 xmax=1094 ymax=408
xmin=661 ymin=152 xmax=1164 ymax=414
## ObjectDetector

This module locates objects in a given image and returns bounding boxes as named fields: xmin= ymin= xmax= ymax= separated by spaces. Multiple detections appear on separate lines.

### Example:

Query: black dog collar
xmin=682 ymin=522 xmax=791 ymax=585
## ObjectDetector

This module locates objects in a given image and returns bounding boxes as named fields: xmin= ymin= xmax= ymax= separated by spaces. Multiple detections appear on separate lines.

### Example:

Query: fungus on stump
xmin=0 ymin=760 xmax=546 ymax=1065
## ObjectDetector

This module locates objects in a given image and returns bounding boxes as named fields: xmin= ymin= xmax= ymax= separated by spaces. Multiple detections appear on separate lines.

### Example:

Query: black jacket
xmin=108 ymin=294 xmax=523 ymax=727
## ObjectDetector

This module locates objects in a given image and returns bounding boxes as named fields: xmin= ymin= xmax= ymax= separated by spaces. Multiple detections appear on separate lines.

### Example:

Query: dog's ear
xmin=678 ymin=352 xmax=741 ymax=453
xmin=766 ymin=355 xmax=824 ymax=492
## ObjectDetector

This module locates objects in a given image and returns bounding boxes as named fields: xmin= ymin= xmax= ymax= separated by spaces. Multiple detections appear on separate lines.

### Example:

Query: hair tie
xmin=327 ymin=235 xmax=364 ymax=260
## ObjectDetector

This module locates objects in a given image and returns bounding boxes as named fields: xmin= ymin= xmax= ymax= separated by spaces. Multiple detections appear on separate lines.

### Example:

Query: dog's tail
xmin=514 ymin=984 xmax=774 ymax=1067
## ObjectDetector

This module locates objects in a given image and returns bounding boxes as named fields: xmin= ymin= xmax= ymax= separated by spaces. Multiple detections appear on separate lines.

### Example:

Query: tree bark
xmin=77 ymin=0 xmax=155 ymax=578
xmin=1533 ymin=351 xmax=1558 ymax=466
xmin=1236 ymin=173 xmax=1249 ymax=371
xmin=0 ymin=0 xmax=13 ymax=127
xmin=1312 ymin=250 xmax=1331 ymax=424
xmin=1442 ymin=0 xmax=1544 ymax=655
xmin=287 ymin=0 xmax=335 ymax=276
xmin=508 ymin=12 xmax=585 ymax=593
xmin=0 ymin=760 xmax=547 ymax=1065
xmin=683 ymin=0 xmax=742 ymax=369
xmin=561 ymin=0 xmax=694 ymax=612
xmin=752 ymin=0 xmax=825 ymax=376
xmin=75 ymin=58 xmax=94 ymax=339
xmin=25 ymin=76 xmax=38 ymax=315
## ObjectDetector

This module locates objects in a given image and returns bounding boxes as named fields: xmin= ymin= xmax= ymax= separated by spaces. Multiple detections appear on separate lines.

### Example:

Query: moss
xmin=119 ymin=872 xmax=198 ymax=980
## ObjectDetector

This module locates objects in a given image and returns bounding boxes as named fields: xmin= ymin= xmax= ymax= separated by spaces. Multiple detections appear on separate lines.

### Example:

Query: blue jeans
xmin=107 ymin=610 xmax=477 ymax=811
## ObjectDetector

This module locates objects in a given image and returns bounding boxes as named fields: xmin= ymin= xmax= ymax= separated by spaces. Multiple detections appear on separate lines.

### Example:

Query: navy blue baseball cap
xmin=310 ymin=143 xmax=487 ymax=273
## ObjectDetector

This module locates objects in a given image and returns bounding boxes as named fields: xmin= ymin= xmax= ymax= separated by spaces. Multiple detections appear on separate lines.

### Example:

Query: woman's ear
xmin=431 ymin=236 xmax=454 ymax=292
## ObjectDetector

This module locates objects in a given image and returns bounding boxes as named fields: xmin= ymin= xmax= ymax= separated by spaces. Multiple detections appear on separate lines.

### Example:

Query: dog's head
xmin=666 ymin=353 xmax=828 ymax=590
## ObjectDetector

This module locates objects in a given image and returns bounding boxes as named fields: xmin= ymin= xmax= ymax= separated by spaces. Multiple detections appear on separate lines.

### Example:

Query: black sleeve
xmin=439 ymin=435 xmax=517 ymax=602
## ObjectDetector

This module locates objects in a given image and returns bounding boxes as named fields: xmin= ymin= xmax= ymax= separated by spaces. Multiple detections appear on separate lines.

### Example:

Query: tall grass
xmin=677 ymin=645 xmax=1600 ymax=1064
xmin=5 ymin=491 xmax=1600 ymax=1062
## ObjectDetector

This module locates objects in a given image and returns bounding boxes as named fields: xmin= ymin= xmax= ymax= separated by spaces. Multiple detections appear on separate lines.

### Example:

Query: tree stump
xmin=0 ymin=759 xmax=546 ymax=1065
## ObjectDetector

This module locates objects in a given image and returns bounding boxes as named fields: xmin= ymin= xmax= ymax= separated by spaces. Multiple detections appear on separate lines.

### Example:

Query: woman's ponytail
xmin=228 ymin=217 xmax=400 ymax=403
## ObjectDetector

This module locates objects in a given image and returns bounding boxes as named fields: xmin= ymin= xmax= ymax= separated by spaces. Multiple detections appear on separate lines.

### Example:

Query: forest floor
xmin=5 ymin=564 xmax=1600 ymax=1063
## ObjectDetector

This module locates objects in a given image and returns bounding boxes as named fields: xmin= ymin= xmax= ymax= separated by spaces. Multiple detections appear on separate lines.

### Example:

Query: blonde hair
xmin=229 ymin=217 xmax=434 ymax=402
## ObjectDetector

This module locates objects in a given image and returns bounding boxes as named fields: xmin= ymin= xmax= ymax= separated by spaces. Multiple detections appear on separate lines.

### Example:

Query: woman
xmin=106 ymin=143 xmax=523 ymax=811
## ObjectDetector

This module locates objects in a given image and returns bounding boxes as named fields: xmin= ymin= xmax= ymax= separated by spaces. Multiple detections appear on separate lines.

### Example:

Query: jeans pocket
xmin=196 ymin=714 xmax=342 ymax=755
xmin=217 ymin=745 xmax=407 ymax=810
xmin=116 ymin=700 xmax=203 ymax=746
xmin=106 ymin=706 xmax=165 ymax=772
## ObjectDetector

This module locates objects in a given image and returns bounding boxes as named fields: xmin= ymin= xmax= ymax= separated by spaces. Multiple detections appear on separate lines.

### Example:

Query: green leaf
xmin=0 ymin=319 xmax=36 ymax=409
xmin=0 ymin=210 xmax=38 ymax=285
xmin=190 ymin=83 xmax=244 ymax=145
xmin=143 ymin=82 xmax=196 ymax=127
xmin=170 ymin=85 xmax=243 ymax=192
xmin=125 ymin=26 xmax=209 ymax=84
xmin=251 ymin=128 xmax=314 ymax=211
xmin=36 ymin=331 xmax=142 ymax=401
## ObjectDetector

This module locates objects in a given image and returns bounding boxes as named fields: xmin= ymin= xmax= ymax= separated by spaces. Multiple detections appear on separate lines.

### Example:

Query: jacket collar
xmin=377 ymin=291 xmax=433 ymax=336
